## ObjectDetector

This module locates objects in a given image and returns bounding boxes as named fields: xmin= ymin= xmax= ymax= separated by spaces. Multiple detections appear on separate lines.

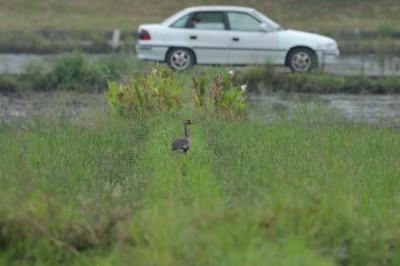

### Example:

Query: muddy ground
xmin=0 ymin=90 xmax=106 ymax=124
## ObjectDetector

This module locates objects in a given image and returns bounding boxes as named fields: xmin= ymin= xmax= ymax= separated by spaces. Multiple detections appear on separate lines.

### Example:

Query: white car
xmin=136 ymin=6 xmax=340 ymax=72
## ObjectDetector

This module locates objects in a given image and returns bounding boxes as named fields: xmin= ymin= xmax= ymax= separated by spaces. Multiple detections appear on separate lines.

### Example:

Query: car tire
xmin=166 ymin=48 xmax=195 ymax=71
xmin=287 ymin=48 xmax=317 ymax=72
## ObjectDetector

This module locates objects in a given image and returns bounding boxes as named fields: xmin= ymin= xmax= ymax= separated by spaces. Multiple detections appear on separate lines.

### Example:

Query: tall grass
xmin=1 ymin=107 xmax=399 ymax=264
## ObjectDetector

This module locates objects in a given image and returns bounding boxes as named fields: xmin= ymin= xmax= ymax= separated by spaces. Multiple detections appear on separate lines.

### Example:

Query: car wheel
xmin=166 ymin=48 xmax=195 ymax=71
xmin=287 ymin=48 xmax=317 ymax=72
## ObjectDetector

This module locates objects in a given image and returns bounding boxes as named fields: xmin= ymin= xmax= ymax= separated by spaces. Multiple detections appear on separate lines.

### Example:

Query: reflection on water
xmin=320 ymin=94 xmax=400 ymax=124
xmin=250 ymin=94 xmax=400 ymax=126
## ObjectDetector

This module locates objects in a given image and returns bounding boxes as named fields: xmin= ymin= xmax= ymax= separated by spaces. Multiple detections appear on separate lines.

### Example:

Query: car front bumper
xmin=317 ymin=49 xmax=340 ymax=66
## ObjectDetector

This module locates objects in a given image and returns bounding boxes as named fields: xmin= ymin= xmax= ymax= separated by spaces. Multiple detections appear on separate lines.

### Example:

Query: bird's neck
xmin=184 ymin=124 xmax=190 ymax=138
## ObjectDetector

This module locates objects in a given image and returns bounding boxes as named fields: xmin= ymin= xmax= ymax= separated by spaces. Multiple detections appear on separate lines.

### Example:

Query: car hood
xmin=276 ymin=29 xmax=336 ymax=47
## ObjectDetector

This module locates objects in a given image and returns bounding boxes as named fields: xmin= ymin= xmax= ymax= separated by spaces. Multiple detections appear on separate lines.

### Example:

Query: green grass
xmin=3 ymin=51 xmax=400 ymax=95
xmin=240 ymin=66 xmax=400 ymax=94
xmin=1 ymin=101 xmax=399 ymax=264
xmin=0 ymin=52 xmax=151 ymax=92
xmin=0 ymin=0 xmax=399 ymax=31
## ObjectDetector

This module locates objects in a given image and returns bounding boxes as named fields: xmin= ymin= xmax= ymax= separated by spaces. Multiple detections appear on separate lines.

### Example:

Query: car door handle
xmin=232 ymin=37 xmax=239 ymax=41
xmin=190 ymin=35 xmax=197 ymax=40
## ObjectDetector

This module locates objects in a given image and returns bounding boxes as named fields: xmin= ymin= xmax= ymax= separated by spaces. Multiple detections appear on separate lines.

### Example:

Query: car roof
xmin=161 ymin=5 xmax=256 ymax=25
xmin=183 ymin=5 xmax=256 ymax=12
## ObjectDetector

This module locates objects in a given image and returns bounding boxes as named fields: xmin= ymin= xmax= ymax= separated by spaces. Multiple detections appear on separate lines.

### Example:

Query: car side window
xmin=227 ymin=12 xmax=261 ymax=31
xmin=171 ymin=14 xmax=189 ymax=28
xmin=188 ymin=12 xmax=225 ymax=30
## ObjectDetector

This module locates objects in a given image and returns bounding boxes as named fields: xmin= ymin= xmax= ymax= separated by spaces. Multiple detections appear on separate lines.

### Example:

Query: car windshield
xmin=252 ymin=10 xmax=284 ymax=31
xmin=161 ymin=9 xmax=189 ymax=26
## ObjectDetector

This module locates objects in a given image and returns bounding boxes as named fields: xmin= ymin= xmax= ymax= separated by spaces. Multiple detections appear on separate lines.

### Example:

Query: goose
xmin=171 ymin=119 xmax=194 ymax=153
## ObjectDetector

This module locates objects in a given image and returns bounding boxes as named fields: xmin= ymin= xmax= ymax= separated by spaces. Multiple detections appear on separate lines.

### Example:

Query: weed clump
xmin=106 ymin=67 xmax=249 ymax=120
xmin=20 ymin=52 xmax=133 ymax=92
xmin=192 ymin=71 xmax=249 ymax=119
xmin=105 ymin=64 xmax=182 ymax=118
xmin=40 ymin=52 xmax=107 ymax=91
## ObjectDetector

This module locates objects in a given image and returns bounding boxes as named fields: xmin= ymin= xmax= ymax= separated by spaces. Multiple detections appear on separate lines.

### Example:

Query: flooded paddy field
xmin=2 ymin=89 xmax=399 ymax=127
xmin=0 ymin=90 xmax=106 ymax=124
xmin=249 ymin=93 xmax=400 ymax=126
xmin=0 ymin=53 xmax=399 ymax=127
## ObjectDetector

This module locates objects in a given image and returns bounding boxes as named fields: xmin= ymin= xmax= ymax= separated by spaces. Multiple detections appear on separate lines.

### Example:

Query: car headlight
xmin=318 ymin=42 xmax=337 ymax=50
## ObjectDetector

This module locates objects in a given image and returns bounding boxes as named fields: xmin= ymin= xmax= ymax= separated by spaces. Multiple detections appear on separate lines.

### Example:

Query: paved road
xmin=324 ymin=55 xmax=400 ymax=76
xmin=0 ymin=54 xmax=400 ymax=76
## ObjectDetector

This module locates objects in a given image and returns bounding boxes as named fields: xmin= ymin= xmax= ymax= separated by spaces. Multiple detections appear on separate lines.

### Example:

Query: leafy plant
xmin=192 ymin=71 xmax=249 ymax=119
xmin=105 ymin=64 xmax=182 ymax=119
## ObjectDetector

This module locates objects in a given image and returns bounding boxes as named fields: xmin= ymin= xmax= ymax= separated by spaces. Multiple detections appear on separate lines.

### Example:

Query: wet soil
xmin=0 ymin=90 xmax=106 ymax=124
xmin=249 ymin=94 xmax=400 ymax=127
xmin=2 ymin=89 xmax=398 ymax=127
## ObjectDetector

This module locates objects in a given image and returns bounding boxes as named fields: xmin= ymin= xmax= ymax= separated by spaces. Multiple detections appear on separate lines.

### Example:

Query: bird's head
xmin=184 ymin=119 xmax=194 ymax=125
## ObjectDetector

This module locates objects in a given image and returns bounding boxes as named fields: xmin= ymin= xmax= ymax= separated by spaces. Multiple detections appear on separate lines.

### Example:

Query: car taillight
xmin=139 ymin=29 xmax=151 ymax=40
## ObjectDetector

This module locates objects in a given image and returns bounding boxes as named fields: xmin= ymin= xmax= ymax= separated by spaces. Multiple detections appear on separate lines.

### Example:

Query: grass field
xmin=1 ymin=86 xmax=400 ymax=264
xmin=1 ymin=55 xmax=399 ymax=264
xmin=0 ymin=0 xmax=400 ymax=31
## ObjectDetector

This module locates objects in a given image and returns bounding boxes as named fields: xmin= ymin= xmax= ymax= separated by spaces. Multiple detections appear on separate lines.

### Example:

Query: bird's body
xmin=172 ymin=120 xmax=194 ymax=153
xmin=171 ymin=137 xmax=190 ymax=153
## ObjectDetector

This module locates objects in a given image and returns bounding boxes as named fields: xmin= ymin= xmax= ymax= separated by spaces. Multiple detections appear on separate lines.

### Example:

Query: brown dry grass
xmin=0 ymin=0 xmax=399 ymax=31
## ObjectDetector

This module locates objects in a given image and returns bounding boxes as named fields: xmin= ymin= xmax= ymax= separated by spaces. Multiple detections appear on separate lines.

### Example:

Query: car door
xmin=183 ymin=11 xmax=230 ymax=64
xmin=226 ymin=11 xmax=279 ymax=65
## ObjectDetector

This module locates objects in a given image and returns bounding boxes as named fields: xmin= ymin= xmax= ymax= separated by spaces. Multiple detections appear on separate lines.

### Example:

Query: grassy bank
xmin=0 ymin=52 xmax=150 ymax=92
xmin=1 ymin=0 xmax=400 ymax=31
xmin=1 ymin=0 xmax=400 ymax=54
xmin=1 ymin=0 xmax=400 ymax=55
xmin=241 ymin=67 xmax=400 ymax=94
xmin=1 ymin=107 xmax=400 ymax=264
xmin=1 ymin=52 xmax=400 ymax=95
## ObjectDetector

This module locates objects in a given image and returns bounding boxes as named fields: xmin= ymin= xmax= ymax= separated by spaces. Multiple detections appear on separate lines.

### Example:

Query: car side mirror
xmin=260 ymin=23 xmax=269 ymax=32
